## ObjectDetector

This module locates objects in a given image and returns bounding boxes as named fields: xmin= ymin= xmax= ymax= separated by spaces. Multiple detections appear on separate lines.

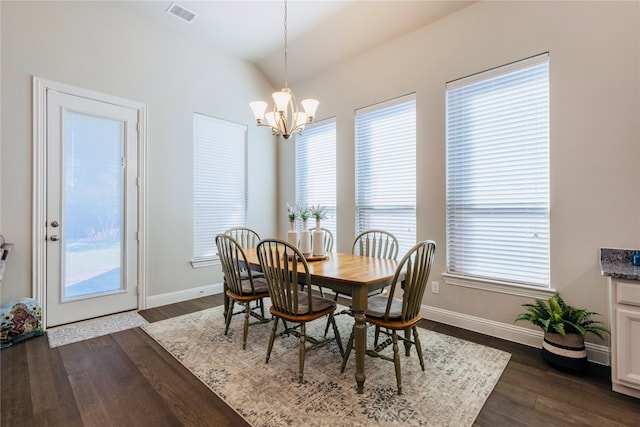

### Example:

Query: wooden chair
xmin=351 ymin=229 xmax=399 ymax=260
xmin=256 ymin=238 xmax=344 ymax=383
xmin=341 ymin=240 xmax=436 ymax=395
xmin=224 ymin=227 xmax=261 ymax=249
xmin=322 ymin=227 xmax=334 ymax=253
xmin=224 ymin=227 xmax=262 ymax=274
xmin=215 ymin=234 xmax=271 ymax=350
xmin=325 ymin=229 xmax=400 ymax=336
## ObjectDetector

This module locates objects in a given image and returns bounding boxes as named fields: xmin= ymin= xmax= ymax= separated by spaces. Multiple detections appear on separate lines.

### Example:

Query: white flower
xmin=287 ymin=203 xmax=297 ymax=221
xmin=310 ymin=204 xmax=327 ymax=220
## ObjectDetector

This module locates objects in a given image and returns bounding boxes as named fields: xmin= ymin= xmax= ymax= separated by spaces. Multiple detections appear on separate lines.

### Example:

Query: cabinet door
xmin=616 ymin=308 xmax=640 ymax=388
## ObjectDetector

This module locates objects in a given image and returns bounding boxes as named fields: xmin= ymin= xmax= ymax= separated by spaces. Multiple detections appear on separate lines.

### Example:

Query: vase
xmin=541 ymin=331 xmax=588 ymax=371
xmin=315 ymin=219 xmax=321 ymax=231
xmin=312 ymin=228 xmax=325 ymax=256
xmin=287 ymin=220 xmax=298 ymax=255
xmin=299 ymin=220 xmax=312 ymax=256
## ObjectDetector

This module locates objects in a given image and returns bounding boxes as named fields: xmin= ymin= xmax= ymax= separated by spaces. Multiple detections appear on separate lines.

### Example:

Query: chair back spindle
xmin=352 ymin=229 xmax=399 ymax=260
xmin=256 ymin=239 xmax=312 ymax=315
xmin=224 ymin=227 xmax=261 ymax=249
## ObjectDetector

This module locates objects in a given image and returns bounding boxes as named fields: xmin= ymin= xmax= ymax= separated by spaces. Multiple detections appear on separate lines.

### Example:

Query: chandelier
xmin=249 ymin=0 xmax=319 ymax=140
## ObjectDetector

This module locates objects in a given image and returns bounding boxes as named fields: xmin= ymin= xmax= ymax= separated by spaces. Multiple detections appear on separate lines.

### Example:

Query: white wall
xmin=282 ymin=0 xmax=640 ymax=345
xmin=0 ymin=1 xmax=277 ymax=303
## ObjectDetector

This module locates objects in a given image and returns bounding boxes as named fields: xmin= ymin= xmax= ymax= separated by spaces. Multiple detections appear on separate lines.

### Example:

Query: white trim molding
xmin=443 ymin=273 xmax=557 ymax=299
xmin=422 ymin=304 xmax=610 ymax=366
xmin=32 ymin=76 xmax=148 ymax=324
xmin=191 ymin=257 xmax=221 ymax=269
xmin=145 ymin=282 xmax=223 ymax=309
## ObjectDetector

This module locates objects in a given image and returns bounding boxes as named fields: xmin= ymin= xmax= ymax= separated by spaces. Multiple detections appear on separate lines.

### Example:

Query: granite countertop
xmin=600 ymin=248 xmax=640 ymax=281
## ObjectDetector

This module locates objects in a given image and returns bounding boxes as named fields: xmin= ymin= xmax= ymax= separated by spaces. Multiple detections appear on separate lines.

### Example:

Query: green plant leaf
xmin=514 ymin=292 xmax=610 ymax=338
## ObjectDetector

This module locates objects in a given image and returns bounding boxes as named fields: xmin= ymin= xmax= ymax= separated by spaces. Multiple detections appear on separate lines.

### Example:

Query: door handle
xmin=50 ymin=235 xmax=59 ymax=241
xmin=50 ymin=220 xmax=60 ymax=228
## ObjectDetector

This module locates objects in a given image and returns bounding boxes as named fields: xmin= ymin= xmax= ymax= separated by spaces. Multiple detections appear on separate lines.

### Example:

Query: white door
xmin=45 ymin=90 xmax=140 ymax=327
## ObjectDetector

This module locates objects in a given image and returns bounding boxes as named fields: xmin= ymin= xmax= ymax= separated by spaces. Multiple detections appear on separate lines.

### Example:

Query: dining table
xmin=241 ymin=248 xmax=400 ymax=394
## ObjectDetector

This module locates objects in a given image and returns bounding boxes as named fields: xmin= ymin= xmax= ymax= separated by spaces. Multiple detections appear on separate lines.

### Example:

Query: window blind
xmin=193 ymin=113 xmax=247 ymax=260
xmin=355 ymin=94 xmax=416 ymax=256
xmin=295 ymin=118 xmax=337 ymax=249
xmin=445 ymin=53 xmax=550 ymax=287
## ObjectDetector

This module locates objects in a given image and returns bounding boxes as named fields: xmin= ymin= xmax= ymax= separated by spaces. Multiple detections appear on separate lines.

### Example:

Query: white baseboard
xmin=145 ymin=282 xmax=224 ymax=309
xmin=422 ymin=305 xmax=610 ymax=366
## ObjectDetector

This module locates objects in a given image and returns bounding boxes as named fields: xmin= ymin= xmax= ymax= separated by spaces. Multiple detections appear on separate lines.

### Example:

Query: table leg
xmin=351 ymin=286 xmax=367 ymax=394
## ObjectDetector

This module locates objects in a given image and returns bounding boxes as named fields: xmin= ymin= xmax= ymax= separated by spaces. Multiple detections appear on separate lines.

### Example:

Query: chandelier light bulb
xmin=249 ymin=101 xmax=268 ymax=123
xmin=272 ymin=90 xmax=292 ymax=113
xmin=301 ymin=99 xmax=319 ymax=121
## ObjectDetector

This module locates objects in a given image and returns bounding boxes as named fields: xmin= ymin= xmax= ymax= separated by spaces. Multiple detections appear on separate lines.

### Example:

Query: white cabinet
xmin=609 ymin=279 xmax=640 ymax=398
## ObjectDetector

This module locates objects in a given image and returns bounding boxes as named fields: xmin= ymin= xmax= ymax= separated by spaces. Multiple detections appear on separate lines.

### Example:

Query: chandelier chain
xmin=283 ymin=0 xmax=288 ymax=88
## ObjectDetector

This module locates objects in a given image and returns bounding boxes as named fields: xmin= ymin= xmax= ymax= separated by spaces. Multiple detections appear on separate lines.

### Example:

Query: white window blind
xmin=355 ymin=94 xmax=416 ymax=256
xmin=295 ymin=118 xmax=337 ymax=249
xmin=193 ymin=113 xmax=247 ymax=260
xmin=446 ymin=53 xmax=550 ymax=287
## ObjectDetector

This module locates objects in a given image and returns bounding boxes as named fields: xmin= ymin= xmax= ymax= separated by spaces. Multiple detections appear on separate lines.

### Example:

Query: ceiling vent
xmin=166 ymin=2 xmax=197 ymax=23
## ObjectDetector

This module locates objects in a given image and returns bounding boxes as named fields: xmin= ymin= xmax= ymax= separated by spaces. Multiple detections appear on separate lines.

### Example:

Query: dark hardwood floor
xmin=2 ymin=294 xmax=639 ymax=426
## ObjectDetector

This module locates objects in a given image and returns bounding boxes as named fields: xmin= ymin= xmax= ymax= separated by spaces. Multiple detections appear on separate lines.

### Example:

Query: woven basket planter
xmin=541 ymin=332 xmax=588 ymax=371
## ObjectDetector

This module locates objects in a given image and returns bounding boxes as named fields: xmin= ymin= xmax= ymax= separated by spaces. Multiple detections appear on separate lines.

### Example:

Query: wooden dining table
xmin=242 ymin=248 xmax=400 ymax=394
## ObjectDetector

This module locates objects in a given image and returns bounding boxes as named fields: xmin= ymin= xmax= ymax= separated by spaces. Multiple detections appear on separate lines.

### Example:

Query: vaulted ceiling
xmin=118 ymin=1 xmax=474 ymax=87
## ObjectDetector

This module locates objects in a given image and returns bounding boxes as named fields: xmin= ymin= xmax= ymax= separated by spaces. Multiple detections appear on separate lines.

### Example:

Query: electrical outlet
xmin=431 ymin=281 xmax=440 ymax=294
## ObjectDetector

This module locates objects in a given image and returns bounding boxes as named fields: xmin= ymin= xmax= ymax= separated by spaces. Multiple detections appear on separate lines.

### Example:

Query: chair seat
xmin=296 ymin=292 xmax=336 ymax=314
xmin=366 ymin=294 xmax=403 ymax=319
xmin=269 ymin=292 xmax=337 ymax=316
xmin=269 ymin=292 xmax=338 ymax=323
xmin=241 ymin=277 xmax=269 ymax=294
xmin=241 ymin=270 xmax=264 ymax=279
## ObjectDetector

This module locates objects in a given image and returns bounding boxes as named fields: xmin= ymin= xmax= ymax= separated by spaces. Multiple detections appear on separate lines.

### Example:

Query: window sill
xmin=191 ymin=257 xmax=220 ymax=269
xmin=442 ymin=273 xmax=556 ymax=299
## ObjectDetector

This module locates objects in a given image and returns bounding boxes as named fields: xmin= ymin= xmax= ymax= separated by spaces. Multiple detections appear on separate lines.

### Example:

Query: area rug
xmin=47 ymin=311 xmax=148 ymax=348
xmin=142 ymin=304 xmax=511 ymax=426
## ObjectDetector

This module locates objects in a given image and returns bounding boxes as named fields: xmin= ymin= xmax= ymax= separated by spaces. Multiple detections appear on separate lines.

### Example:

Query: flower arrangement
xmin=298 ymin=205 xmax=311 ymax=221
xmin=286 ymin=203 xmax=297 ymax=221
xmin=310 ymin=204 xmax=327 ymax=221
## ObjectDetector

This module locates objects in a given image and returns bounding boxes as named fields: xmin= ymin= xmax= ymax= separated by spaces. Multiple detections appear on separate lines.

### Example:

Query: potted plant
xmin=515 ymin=293 xmax=609 ymax=371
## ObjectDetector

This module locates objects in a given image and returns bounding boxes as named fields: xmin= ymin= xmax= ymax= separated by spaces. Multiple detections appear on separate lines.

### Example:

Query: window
xmin=295 ymin=118 xmax=337 ymax=249
xmin=193 ymin=113 xmax=247 ymax=264
xmin=355 ymin=94 xmax=416 ymax=256
xmin=446 ymin=53 xmax=550 ymax=288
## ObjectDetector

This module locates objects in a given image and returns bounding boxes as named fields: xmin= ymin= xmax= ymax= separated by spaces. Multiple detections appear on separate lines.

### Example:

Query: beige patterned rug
xmin=47 ymin=311 xmax=148 ymax=348
xmin=142 ymin=303 xmax=510 ymax=426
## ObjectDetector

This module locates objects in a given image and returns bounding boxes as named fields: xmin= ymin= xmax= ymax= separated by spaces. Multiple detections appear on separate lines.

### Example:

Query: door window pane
xmin=63 ymin=111 xmax=123 ymax=299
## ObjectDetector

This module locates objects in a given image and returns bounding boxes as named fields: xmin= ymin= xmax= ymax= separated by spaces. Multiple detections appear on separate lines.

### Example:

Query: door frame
xmin=32 ymin=76 xmax=148 ymax=328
